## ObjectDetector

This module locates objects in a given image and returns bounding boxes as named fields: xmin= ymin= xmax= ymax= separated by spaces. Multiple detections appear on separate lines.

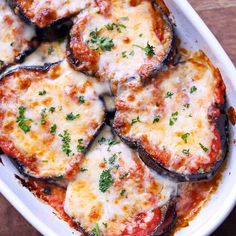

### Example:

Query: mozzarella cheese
xmin=0 ymin=60 xmax=105 ymax=178
xmin=64 ymin=126 xmax=176 ymax=235
xmin=114 ymin=51 xmax=224 ymax=175
xmin=15 ymin=0 xmax=95 ymax=28
xmin=0 ymin=1 xmax=35 ymax=70
xmin=70 ymin=0 xmax=172 ymax=89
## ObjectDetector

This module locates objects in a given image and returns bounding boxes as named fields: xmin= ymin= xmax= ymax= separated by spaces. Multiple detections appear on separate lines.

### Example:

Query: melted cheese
xmin=0 ymin=60 xmax=105 ymax=178
xmin=16 ymin=0 xmax=95 ymax=28
xmin=0 ymin=1 xmax=35 ymax=69
xmin=71 ymin=0 xmax=172 ymax=87
xmin=114 ymin=51 xmax=224 ymax=174
xmin=64 ymin=126 xmax=176 ymax=235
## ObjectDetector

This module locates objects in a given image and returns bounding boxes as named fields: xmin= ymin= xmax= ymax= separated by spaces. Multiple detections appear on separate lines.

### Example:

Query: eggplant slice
xmin=67 ymin=0 xmax=175 ymax=93
xmin=113 ymin=51 xmax=228 ymax=182
xmin=64 ymin=126 xmax=177 ymax=236
xmin=0 ymin=60 xmax=105 ymax=180
xmin=7 ymin=0 xmax=94 ymax=29
xmin=0 ymin=0 xmax=37 ymax=73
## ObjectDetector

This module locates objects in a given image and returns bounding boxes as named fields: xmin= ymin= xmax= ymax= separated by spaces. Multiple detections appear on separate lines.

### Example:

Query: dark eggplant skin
xmin=66 ymin=1 xmax=176 ymax=84
xmin=113 ymin=102 xmax=229 ymax=183
xmin=6 ymin=0 xmax=74 ymax=41
xmin=0 ymin=62 xmax=106 ymax=181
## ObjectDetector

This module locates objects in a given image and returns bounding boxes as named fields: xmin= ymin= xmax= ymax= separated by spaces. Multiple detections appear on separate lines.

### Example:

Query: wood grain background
xmin=0 ymin=0 xmax=235 ymax=235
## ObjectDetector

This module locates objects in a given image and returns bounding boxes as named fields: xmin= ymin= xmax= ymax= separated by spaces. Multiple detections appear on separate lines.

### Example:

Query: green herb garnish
xmin=165 ymin=91 xmax=174 ymax=99
xmin=133 ymin=42 xmax=155 ymax=57
xmin=120 ymin=189 xmax=126 ymax=196
xmin=99 ymin=169 xmax=114 ymax=192
xmin=79 ymin=96 xmax=85 ymax=104
xmin=43 ymin=187 xmax=51 ymax=195
xmin=108 ymin=154 xmax=117 ymax=165
xmin=119 ymin=172 xmax=129 ymax=180
xmin=40 ymin=108 xmax=47 ymax=125
xmin=190 ymin=86 xmax=197 ymax=94
xmin=153 ymin=115 xmax=160 ymax=124
xmin=50 ymin=124 xmax=57 ymax=135
xmin=169 ymin=111 xmax=178 ymax=126
xmin=182 ymin=149 xmax=190 ymax=156
xmin=181 ymin=133 xmax=190 ymax=143
xmin=184 ymin=104 xmax=190 ymax=109
xmin=198 ymin=167 xmax=205 ymax=174
xmin=107 ymin=139 xmax=119 ymax=151
xmin=38 ymin=90 xmax=46 ymax=96
xmin=49 ymin=107 xmax=56 ymax=113
xmin=105 ymin=22 xmax=126 ymax=32
xmin=77 ymin=139 xmax=85 ymax=153
xmin=98 ymin=137 xmax=106 ymax=145
xmin=16 ymin=106 xmax=32 ymax=133
xmin=131 ymin=116 xmax=141 ymax=125
xmin=66 ymin=112 xmax=80 ymax=120
xmin=59 ymin=130 xmax=72 ymax=156
xmin=48 ymin=46 xmax=54 ymax=55
xmin=91 ymin=223 xmax=102 ymax=236
xmin=199 ymin=143 xmax=208 ymax=153
xmin=80 ymin=167 xmax=88 ymax=172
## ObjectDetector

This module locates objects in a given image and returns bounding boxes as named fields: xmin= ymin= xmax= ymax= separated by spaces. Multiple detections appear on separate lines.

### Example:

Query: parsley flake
xmin=49 ymin=107 xmax=56 ymax=113
xmin=131 ymin=116 xmax=141 ymax=125
xmin=198 ymin=167 xmax=205 ymax=174
xmin=107 ymin=139 xmax=119 ymax=151
xmin=182 ymin=149 xmax=190 ymax=156
xmin=79 ymin=96 xmax=85 ymax=104
xmin=169 ymin=111 xmax=179 ymax=126
xmin=165 ymin=91 xmax=174 ymax=99
xmin=77 ymin=139 xmax=85 ymax=153
xmin=40 ymin=108 xmax=47 ymax=125
xmin=59 ymin=130 xmax=72 ymax=156
xmin=153 ymin=115 xmax=160 ymax=123
xmin=80 ymin=167 xmax=88 ymax=172
xmin=50 ymin=124 xmax=57 ymax=135
xmin=91 ymin=223 xmax=102 ymax=236
xmin=144 ymin=42 xmax=155 ymax=56
xmin=181 ymin=133 xmax=190 ymax=143
xmin=190 ymin=86 xmax=197 ymax=94
xmin=120 ymin=189 xmax=126 ymax=196
xmin=199 ymin=143 xmax=208 ymax=153
xmin=38 ymin=90 xmax=46 ymax=96
xmin=98 ymin=137 xmax=106 ymax=145
xmin=48 ymin=46 xmax=54 ymax=55
xmin=99 ymin=169 xmax=114 ymax=192
xmin=16 ymin=106 xmax=32 ymax=133
xmin=66 ymin=112 xmax=80 ymax=120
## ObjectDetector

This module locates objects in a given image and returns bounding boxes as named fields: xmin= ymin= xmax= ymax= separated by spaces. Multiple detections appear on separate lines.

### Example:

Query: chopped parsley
xmin=169 ymin=111 xmax=178 ymax=126
xmin=43 ymin=187 xmax=51 ymax=195
xmin=165 ymin=91 xmax=174 ymax=99
xmin=79 ymin=96 xmax=85 ymax=104
xmin=49 ymin=107 xmax=56 ymax=113
xmin=190 ymin=86 xmax=197 ymax=94
xmin=181 ymin=133 xmax=190 ymax=143
xmin=120 ymin=189 xmax=126 ymax=196
xmin=38 ymin=90 xmax=46 ymax=96
xmin=59 ymin=130 xmax=72 ymax=156
xmin=40 ymin=108 xmax=47 ymax=125
xmin=89 ymin=28 xmax=114 ymax=51
xmin=98 ymin=137 xmax=106 ymax=145
xmin=119 ymin=172 xmax=129 ymax=180
xmin=153 ymin=115 xmax=160 ymax=124
xmin=199 ymin=143 xmax=208 ymax=153
xmin=184 ymin=103 xmax=190 ymax=109
xmin=139 ymin=33 xmax=143 ymax=37
xmin=129 ymin=50 xmax=134 ymax=56
xmin=0 ymin=60 xmax=4 ymax=66
xmin=182 ymin=149 xmax=190 ymax=156
xmin=107 ymin=138 xmax=119 ymax=151
xmin=50 ymin=124 xmax=57 ymax=135
xmin=102 ymin=222 xmax=108 ymax=228
xmin=105 ymin=22 xmax=126 ymax=32
xmin=108 ymin=153 xmax=117 ymax=165
xmin=48 ymin=46 xmax=54 ymax=55
xmin=91 ymin=223 xmax=102 ymax=236
xmin=198 ymin=167 xmax=205 ymax=174
xmin=133 ymin=42 xmax=155 ymax=57
xmin=99 ymin=169 xmax=114 ymax=192
xmin=16 ymin=106 xmax=32 ymax=133
xmin=131 ymin=116 xmax=141 ymax=125
xmin=77 ymin=139 xmax=85 ymax=153
xmin=66 ymin=112 xmax=80 ymax=120
xmin=80 ymin=167 xmax=88 ymax=172
xmin=122 ymin=51 xmax=128 ymax=58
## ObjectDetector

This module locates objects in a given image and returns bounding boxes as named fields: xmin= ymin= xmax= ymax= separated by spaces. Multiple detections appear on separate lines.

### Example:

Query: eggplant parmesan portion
xmin=0 ymin=1 xmax=37 ymax=72
xmin=113 ymin=51 xmax=228 ymax=182
xmin=7 ymin=0 xmax=94 ymax=29
xmin=0 ymin=61 xmax=105 ymax=180
xmin=67 ymin=0 xmax=174 ymax=92
xmin=64 ymin=126 xmax=177 ymax=236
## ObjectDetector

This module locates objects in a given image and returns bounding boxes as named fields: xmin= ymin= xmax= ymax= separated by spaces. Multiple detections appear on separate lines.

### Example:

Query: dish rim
xmin=0 ymin=0 xmax=236 ymax=236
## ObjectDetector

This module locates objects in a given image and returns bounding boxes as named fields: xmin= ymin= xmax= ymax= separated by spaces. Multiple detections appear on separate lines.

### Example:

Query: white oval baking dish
xmin=0 ymin=0 xmax=236 ymax=236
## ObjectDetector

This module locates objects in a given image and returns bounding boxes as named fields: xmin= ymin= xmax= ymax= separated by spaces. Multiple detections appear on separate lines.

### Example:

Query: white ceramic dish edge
xmin=0 ymin=1 xmax=236 ymax=236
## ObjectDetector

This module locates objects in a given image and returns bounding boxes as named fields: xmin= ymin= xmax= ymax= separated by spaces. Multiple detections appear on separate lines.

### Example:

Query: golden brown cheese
xmin=68 ymin=0 xmax=173 ymax=92
xmin=0 ymin=61 xmax=105 ymax=179
xmin=13 ymin=0 xmax=95 ymax=28
xmin=0 ymin=1 xmax=36 ymax=71
xmin=114 ymin=51 xmax=226 ymax=176
xmin=64 ymin=126 xmax=176 ymax=236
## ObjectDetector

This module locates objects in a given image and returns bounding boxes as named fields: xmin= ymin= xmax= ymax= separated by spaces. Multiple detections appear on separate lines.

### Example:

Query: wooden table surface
xmin=0 ymin=0 xmax=235 ymax=235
